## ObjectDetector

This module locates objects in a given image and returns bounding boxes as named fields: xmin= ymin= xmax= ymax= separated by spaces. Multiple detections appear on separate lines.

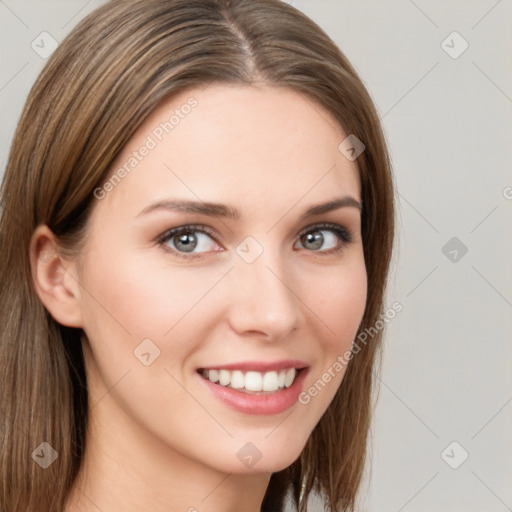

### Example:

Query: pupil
xmin=175 ymin=232 xmax=197 ymax=252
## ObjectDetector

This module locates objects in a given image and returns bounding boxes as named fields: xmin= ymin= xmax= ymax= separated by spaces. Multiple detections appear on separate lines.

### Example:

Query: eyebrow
xmin=136 ymin=196 xmax=362 ymax=220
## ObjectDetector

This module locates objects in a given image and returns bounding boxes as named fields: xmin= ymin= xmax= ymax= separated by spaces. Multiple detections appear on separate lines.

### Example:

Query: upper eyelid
xmin=298 ymin=221 xmax=351 ymax=235
xmin=157 ymin=224 xmax=217 ymax=242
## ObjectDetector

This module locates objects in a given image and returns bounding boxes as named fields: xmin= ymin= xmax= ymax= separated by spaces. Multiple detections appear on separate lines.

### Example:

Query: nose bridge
xmin=228 ymin=244 xmax=300 ymax=338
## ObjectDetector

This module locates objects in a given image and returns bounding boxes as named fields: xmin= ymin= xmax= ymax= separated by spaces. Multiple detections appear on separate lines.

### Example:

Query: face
xmin=74 ymin=83 xmax=367 ymax=474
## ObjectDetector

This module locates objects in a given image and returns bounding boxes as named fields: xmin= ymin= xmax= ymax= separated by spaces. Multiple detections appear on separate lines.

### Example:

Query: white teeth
xmin=230 ymin=370 xmax=245 ymax=389
xmin=245 ymin=371 xmax=263 ymax=391
xmin=203 ymin=367 xmax=298 ymax=392
xmin=219 ymin=369 xmax=230 ymax=386
xmin=262 ymin=371 xmax=279 ymax=392
xmin=284 ymin=368 xmax=296 ymax=388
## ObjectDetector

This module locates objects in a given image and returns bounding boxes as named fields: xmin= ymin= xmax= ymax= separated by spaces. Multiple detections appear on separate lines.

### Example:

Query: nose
xmin=226 ymin=250 xmax=302 ymax=341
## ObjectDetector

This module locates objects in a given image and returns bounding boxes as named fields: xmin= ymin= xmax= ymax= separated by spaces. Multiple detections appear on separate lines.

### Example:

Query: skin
xmin=31 ymin=83 xmax=367 ymax=512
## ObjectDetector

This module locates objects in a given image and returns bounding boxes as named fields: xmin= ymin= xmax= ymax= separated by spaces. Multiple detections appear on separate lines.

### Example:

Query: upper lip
xmin=198 ymin=359 xmax=309 ymax=372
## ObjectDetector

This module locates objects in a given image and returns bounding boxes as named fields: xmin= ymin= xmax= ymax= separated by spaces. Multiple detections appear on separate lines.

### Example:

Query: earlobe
xmin=30 ymin=225 xmax=84 ymax=328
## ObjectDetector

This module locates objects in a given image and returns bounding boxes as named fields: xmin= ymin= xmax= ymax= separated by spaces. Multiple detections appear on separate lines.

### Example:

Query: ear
xmin=30 ymin=224 xmax=84 ymax=328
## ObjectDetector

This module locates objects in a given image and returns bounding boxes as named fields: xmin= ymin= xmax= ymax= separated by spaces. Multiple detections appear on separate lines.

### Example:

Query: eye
xmin=157 ymin=225 xmax=221 ymax=256
xmin=296 ymin=223 xmax=352 ymax=253
xmin=156 ymin=222 xmax=353 ymax=259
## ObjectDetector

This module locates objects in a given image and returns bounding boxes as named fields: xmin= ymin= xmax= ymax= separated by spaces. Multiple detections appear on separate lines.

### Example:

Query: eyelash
xmin=156 ymin=222 xmax=353 ymax=260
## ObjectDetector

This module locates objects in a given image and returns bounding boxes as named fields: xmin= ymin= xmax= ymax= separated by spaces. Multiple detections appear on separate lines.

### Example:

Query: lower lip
xmin=199 ymin=369 xmax=309 ymax=416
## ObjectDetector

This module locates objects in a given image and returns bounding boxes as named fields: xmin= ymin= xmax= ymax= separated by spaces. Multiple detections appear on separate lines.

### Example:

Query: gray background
xmin=1 ymin=1 xmax=511 ymax=511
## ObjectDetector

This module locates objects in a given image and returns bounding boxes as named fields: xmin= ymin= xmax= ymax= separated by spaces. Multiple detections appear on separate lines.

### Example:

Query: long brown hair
xmin=0 ymin=1 xmax=395 ymax=510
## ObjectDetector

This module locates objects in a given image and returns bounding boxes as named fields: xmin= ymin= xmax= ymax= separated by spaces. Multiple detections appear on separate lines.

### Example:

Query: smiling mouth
xmin=198 ymin=367 xmax=303 ymax=394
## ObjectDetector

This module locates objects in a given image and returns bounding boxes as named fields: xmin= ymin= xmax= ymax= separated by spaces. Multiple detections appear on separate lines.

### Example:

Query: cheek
xmin=297 ymin=256 xmax=367 ymax=409
xmin=77 ymin=247 xmax=219 ymax=430
xmin=78 ymin=245 xmax=231 ymax=379
xmin=309 ymin=256 xmax=368 ymax=347
xmin=80 ymin=245 xmax=210 ymax=335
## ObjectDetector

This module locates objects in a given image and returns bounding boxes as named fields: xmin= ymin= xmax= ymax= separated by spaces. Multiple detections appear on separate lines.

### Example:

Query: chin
xmin=213 ymin=429 xmax=310 ymax=475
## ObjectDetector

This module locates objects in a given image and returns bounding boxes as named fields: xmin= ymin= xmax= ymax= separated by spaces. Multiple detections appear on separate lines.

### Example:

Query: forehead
xmin=99 ymin=84 xmax=361 ymax=218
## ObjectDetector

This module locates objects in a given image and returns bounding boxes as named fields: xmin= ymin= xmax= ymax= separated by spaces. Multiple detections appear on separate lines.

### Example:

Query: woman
xmin=0 ymin=0 xmax=395 ymax=511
